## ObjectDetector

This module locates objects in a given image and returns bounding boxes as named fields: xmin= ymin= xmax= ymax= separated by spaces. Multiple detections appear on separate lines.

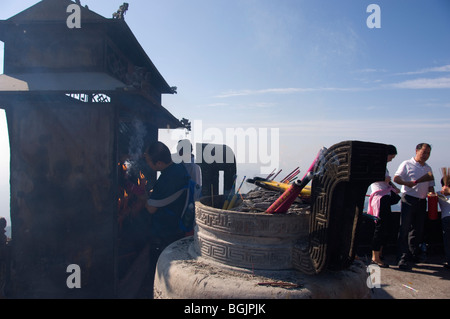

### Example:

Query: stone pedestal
xmin=154 ymin=237 xmax=370 ymax=299
xmin=154 ymin=197 xmax=370 ymax=299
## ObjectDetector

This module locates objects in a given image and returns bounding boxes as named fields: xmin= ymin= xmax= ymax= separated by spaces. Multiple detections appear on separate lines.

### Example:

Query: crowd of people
xmin=127 ymin=140 xmax=449 ymax=292
xmin=367 ymin=143 xmax=450 ymax=270
xmin=141 ymin=141 xmax=450 ymax=273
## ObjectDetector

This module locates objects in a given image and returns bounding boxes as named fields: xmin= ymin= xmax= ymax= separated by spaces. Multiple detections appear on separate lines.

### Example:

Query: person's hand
xmin=442 ymin=185 xmax=450 ymax=196
xmin=137 ymin=193 xmax=148 ymax=203
xmin=404 ymin=181 xmax=416 ymax=188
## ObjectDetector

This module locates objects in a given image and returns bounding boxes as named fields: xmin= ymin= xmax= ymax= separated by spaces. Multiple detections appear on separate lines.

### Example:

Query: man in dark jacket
xmin=142 ymin=141 xmax=190 ymax=292
xmin=143 ymin=141 xmax=190 ymax=249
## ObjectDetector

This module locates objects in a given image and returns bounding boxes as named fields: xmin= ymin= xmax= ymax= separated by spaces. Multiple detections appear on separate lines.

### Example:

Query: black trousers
xmin=372 ymin=195 xmax=392 ymax=251
xmin=397 ymin=194 xmax=427 ymax=260
xmin=442 ymin=217 xmax=450 ymax=265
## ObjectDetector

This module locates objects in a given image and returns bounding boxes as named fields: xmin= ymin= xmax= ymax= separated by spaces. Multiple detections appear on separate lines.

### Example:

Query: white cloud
xmin=203 ymin=103 xmax=228 ymax=108
xmin=353 ymin=68 xmax=387 ymax=74
xmin=235 ymin=117 xmax=450 ymax=138
xmin=214 ymin=65 xmax=450 ymax=98
xmin=391 ymin=77 xmax=450 ymax=89
xmin=395 ymin=64 xmax=450 ymax=76
xmin=215 ymin=87 xmax=368 ymax=98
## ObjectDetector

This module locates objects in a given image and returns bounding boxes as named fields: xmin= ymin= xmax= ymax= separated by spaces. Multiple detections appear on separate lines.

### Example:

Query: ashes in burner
xmin=229 ymin=188 xmax=310 ymax=214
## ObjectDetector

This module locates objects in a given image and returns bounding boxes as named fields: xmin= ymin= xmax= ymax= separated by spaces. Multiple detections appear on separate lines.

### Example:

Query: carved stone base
xmin=154 ymin=237 xmax=370 ymax=299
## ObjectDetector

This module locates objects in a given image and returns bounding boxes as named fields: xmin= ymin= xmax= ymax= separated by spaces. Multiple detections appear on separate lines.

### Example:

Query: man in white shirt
xmin=394 ymin=143 xmax=435 ymax=269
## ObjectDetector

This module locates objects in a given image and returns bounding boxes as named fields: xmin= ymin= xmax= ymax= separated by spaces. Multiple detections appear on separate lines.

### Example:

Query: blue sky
xmin=1 ymin=0 xmax=450 ymax=224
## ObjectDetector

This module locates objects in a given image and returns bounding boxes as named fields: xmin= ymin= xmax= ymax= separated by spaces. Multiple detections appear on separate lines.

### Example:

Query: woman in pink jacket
xmin=368 ymin=145 xmax=400 ymax=267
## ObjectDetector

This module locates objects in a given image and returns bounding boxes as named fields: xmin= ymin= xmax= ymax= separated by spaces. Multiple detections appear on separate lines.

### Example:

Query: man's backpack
xmin=179 ymin=178 xmax=197 ymax=232
xmin=146 ymin=178 xmax=197 ymax=233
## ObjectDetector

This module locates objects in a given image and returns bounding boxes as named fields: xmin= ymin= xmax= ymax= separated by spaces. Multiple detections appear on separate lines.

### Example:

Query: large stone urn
xmin=154 ymin=141 xmax=388 ymax=299
xmin=153 ymin=196 xmax=370 ymax=299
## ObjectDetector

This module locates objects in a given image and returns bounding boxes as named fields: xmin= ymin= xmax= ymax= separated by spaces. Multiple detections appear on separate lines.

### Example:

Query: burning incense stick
xmin=272 ymin=169 xmax=282 ymax=181
xmin=266 ymin=168 xmax=276 ymax=180
xmin=227 ymin=176 xmax=246 ymax=209
xmin=287 ymin=171 xmax=300 ymax=183
xmin=223 ymin=175 xmax=237 ymax=209
xmin=280 ymin=167 xmax=300 ymax=183
xmin=301 ymin=147 xmax=326 ymax=180
xmin=441 ymin=167 xmax=450 ymax=186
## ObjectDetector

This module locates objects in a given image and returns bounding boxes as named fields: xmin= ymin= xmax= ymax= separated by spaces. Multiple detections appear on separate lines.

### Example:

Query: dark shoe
xmin=444 ymin=263 xmax=450 ymax=270
xmin=398 ymin=259 xmax=411 ymax=270
xmin=412 ymin=254 xmax=427 ymax=263
xmin=371 ymin=260 xmax=389 ymax=268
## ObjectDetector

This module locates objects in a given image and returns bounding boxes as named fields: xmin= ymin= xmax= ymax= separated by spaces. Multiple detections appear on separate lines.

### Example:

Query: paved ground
xmin=361 ymin=253 xmax=450 ymax=299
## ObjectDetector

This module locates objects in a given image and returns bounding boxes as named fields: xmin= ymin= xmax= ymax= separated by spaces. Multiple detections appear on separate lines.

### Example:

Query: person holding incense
xmin=393 ymin=143 xmax=435 ymax=270
xmin=142 ymin=141 xmax=191 ymax=284
xmin=437 ymin=170 xmax=450 ymax=270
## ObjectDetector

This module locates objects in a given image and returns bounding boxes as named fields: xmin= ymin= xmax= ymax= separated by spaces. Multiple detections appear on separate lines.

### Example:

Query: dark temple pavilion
xmin=0 ymin=0 xmax=185 ymax=298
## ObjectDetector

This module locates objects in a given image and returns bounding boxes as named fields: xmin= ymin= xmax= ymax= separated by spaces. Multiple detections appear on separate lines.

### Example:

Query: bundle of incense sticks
xmin=265 ymin=172 xmax=313 ymax=214
xmin=280 ymin=167 xmax=300 ymax=183
xmin=227 ymin=176 xmax=246 ymax=210
xmin=415 ymin=171 xmax=434 ymax=184
xmin=265 ymin=147 xmax=326 ymax=214
xmin=441 ymin=167 xmax=450 ymax=186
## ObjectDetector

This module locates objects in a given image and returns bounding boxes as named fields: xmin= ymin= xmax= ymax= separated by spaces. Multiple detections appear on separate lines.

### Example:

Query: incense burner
xmin=154 ymin=141 xmax=390 ymax=299
xmin=193 ymin=195 xmax=309 ymax=270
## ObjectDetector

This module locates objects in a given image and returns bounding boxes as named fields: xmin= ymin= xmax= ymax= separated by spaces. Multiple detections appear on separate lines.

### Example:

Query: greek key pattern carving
xmin=295 ymin=141 xmax=387 ymax=274
xmin=195 ymin=206 xmax=309 ymax=237
xmin=195 ymin=234 xmax=293 ymax=270
xmin=298 ymin=143 xmax=352 ymax=274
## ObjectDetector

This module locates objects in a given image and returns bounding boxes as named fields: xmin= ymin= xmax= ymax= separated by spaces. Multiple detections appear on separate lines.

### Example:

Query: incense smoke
xmin=313 ymin=147 xmax=339 ymax=178
xmin=127 ymin=119 xmax=147 ymax=175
